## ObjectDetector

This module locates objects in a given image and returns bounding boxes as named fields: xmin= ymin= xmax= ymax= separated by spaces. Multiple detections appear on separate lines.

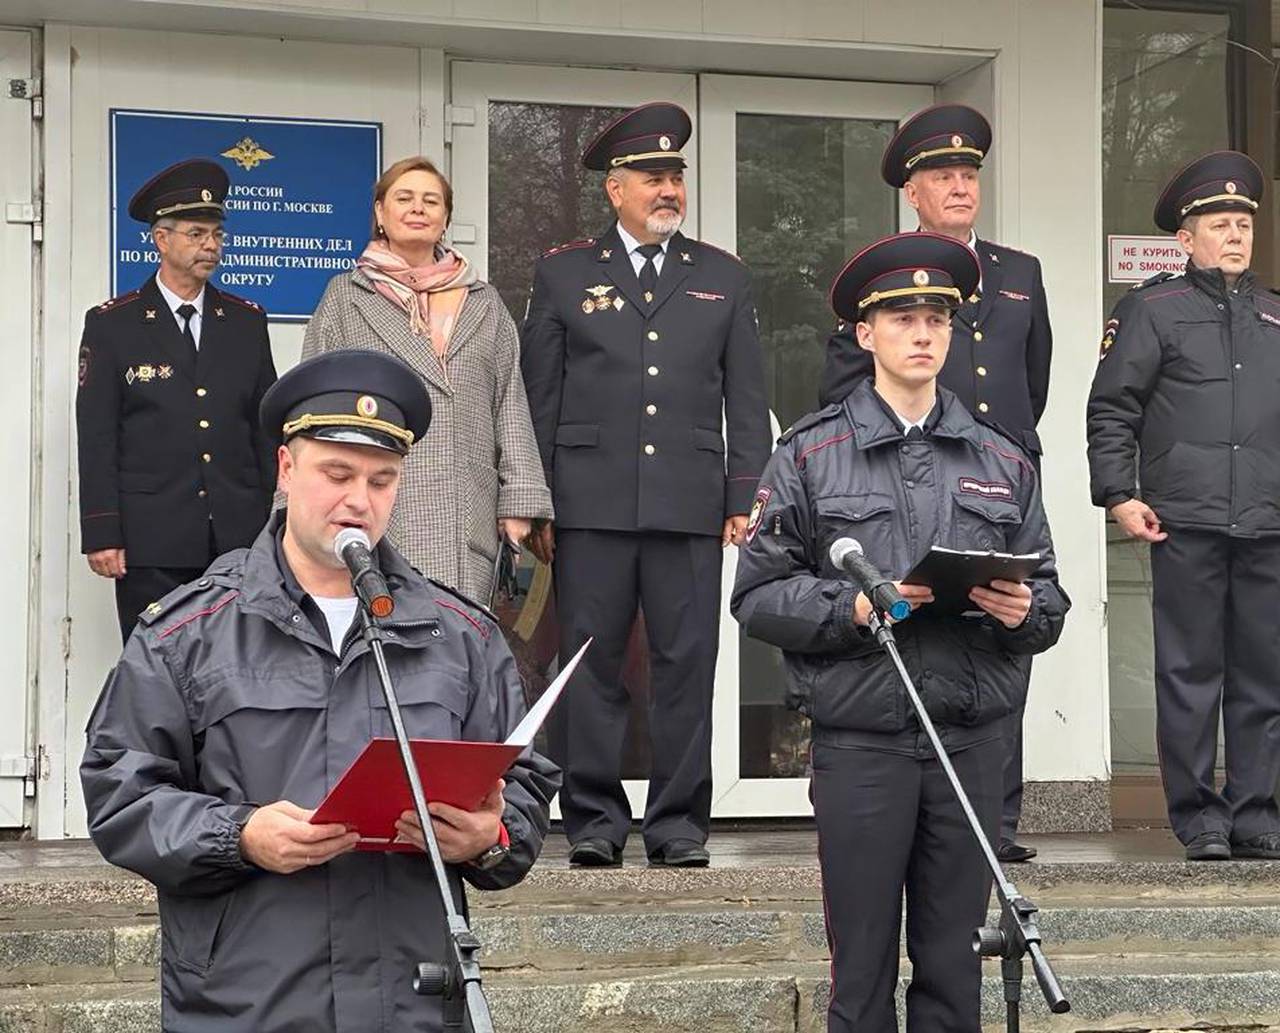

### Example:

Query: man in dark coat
xmin=1087 ymin=150 xmax=1280 ymax=862
xmin=521 ymin=102 xmax=771 ymax=867
xmin=76 ymin=158 xmax=277 ymax=642
xmin=818 ymin=104 xmax=1054 ymax=862
xmin=82 ymin=350 xmax=561 ymax=1032
xmin=733 ymin=233 xmax=1068 ymax=1032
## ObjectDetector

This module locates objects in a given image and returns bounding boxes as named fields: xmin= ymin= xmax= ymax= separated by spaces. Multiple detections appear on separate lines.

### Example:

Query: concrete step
xmin=0 ymin=958 xmax=1277 ymax=1033
xmin=5 ymin=900 xmax=1280 ymax=985
xmin=2 ymin=901 xmax=1280 ymax=988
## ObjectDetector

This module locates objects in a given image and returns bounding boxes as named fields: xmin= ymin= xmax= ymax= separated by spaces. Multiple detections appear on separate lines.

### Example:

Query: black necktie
xmin=637 ymin=244 xmax=663 ymax=303
xmin=905 ymin=426 xmax=924 ymax=441
xmin=177 ymin=303 xmax=198 ymax=359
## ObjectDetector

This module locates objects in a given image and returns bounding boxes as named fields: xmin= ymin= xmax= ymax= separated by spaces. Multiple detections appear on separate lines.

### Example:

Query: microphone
xmin=828 ymin=538 xmax=912 ymax=622
xmin=333 ymin=527 xmax=394 ymax=619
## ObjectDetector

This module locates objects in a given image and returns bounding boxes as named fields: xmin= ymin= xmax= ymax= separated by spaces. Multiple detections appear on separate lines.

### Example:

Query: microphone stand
xmin=358 ymin=604 xmax=495 ymax=1033
xmin=865 ymin=608 xmax=1070 ymax=1031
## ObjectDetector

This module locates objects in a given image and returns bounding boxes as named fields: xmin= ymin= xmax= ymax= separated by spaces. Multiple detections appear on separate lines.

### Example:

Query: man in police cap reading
xmin=81 ymin=349 xmax=560 ymax=1032
xmin=733 ymin=232 xmax=1068 ymax=1032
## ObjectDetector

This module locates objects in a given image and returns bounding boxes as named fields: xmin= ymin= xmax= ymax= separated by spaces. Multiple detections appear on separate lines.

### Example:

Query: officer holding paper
xmin=81 ymin=349 xmax=560 ymax=1033
xmin=731 ymin=233 xmax=1069 ymax=1032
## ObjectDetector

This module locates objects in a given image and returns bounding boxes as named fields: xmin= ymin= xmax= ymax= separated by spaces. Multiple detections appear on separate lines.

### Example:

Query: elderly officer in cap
xmin=521 ymin=102 xmax=770 ymax=868
xmin=733 ymin=233 xmax=1068 ymax=1032
xmin=819 ymin=103 xmax=1055 ymax=863
xmin=76 ymin=158 xmax=278 ymax=642
xmin=1088 ymin=150 xmax=1280 ymax=862
xmin=81 ymin=350 xmax=560 ymax=1032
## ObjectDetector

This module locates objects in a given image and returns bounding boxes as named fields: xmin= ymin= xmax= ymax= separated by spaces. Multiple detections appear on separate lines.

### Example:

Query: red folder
xmin=310 ymin=639 xmax=590 ymax=852
xmin=311 ymin=738 xmax=522 ymax=851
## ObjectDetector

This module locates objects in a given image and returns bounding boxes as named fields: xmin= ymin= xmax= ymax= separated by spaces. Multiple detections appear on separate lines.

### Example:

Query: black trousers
xmin=114 ymin=564 xmax=206 ymax=643
xmin=553 ymin=528 xmax=722 ymax=851
xmin=1149 ymin=529 xmax=1280 ymax=844
xmin=999 ymin=657 xmax=1032 ymax=843
xmin=811 ymin=737 xmax=1002 ymax=1033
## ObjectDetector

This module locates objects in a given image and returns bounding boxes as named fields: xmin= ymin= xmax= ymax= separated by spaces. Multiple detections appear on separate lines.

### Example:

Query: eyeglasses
xmin=157 ymin=227 xmax=226 ymax=246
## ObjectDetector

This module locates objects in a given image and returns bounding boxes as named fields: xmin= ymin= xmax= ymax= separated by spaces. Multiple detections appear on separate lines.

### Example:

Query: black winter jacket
xmin=731 ymin=382 xmax=1069 ymax=754
xmin=1087 ymin=264 xmax=1280 ymax=536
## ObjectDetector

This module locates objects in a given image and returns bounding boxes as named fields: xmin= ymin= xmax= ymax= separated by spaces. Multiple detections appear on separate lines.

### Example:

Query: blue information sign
xmin=111 ymin=109 xmax=382 ymax=322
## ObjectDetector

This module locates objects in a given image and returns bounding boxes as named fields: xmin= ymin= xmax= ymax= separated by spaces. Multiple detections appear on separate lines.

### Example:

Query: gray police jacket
xmin=731 ymin=382 xmax=1069 ymax=753
xmin=1087 ymin=264 xmax=1280 ymax=536
xmin=81 ymin=511 xmax=560 ymax=1033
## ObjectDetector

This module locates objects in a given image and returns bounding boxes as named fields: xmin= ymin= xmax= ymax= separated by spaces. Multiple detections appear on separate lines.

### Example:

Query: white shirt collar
xmin=894 ymin=403 xmax=935 ymax=436
xmin=155 ymin=276 xmax=205 ymax=317
xmin=615 ymin=222 xmax=668 ymax=257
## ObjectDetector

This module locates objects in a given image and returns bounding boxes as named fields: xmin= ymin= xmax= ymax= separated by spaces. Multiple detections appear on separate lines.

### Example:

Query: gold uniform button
xmin=198 ymin=419 xmax=210 ymax=429
xmin=644 ymin=444 xmax=656 ymax=456
xmin=196 ymin=387 xmax=207 ymax=397
xmin=646 ymin=404 xmax=657 ymax=416
xmin=973 ymin=331 xmax=984 ymax=342
xmin=976 ymin=366 xmax=987 ymax=377
xmin=201 ymin=452 xmax=212 ymax=462
xmin=647 ymin=330 xmax=659 ymax=341
xmin=198 ymin=489 xmax=207 ymax=498
xmin=978 ymin=403 xmax=990 ymax=413
xmin=647 ymin=365 xmax=659 ymax=376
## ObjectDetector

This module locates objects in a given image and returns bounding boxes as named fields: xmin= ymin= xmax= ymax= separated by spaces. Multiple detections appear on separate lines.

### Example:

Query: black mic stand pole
xmin=864 ymin=609 xmax=1070 ymax=1032
xmin=358 ymin=605 xmax=495 ymax=1033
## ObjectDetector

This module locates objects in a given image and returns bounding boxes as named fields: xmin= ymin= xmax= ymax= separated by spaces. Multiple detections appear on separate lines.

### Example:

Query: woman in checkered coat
xmin=302 ymin=156 xmax=551 ymax=602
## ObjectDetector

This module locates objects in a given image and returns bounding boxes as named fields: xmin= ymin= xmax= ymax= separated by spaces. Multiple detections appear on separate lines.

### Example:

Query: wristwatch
xmin=469 ymin=842 xmax=510 ymax=871
xmin=467 ymin=822 xmax=511 ymax=871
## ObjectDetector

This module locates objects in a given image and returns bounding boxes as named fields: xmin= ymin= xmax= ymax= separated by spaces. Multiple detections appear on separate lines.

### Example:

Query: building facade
xmin=0 ymin=0 xmax=1270 ymax=837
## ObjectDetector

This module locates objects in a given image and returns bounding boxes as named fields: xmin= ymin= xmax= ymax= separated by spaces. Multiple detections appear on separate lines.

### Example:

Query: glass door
xmin=699 ymin=74 xmax=932 ymax=816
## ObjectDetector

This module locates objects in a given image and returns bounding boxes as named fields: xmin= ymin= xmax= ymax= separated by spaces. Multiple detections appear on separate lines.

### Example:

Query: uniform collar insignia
xmin=214 ymin=307 xmax=225 ymax=319
xmin=144 ymin=309 xmax=157 ymax=321
xmin=598 ymin=248 xmax=613 ymax=260
xmin=680 ymin=251 xmax=693 ymax=264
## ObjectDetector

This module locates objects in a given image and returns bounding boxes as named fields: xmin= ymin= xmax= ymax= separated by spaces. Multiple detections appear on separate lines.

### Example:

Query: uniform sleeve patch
xmin=958 ymin=477 xmax=1012 ymax=500
xmin=1099 ymin=317 xmax=1119 ymax=360
xmin=77 ymin=345 xmax=91 ymax=387
xmin=745 ymin=486 xmax=772 ymax=543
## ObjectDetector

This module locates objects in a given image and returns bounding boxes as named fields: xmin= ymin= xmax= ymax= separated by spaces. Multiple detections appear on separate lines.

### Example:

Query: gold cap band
xmin=154 ymin=199 xmax=225 ymax=217
xmin=609 ymin=150 xmax=686 ymax=168
xmin=1179 ymin=193 xmax=1259 ymax=217
xmin=904 ymin=145 xmax=985 ymax=172
xmin=858 ymin=285 xmax=962 ymax=310
xmin=282 ymin=412 xmax=415 ymax=448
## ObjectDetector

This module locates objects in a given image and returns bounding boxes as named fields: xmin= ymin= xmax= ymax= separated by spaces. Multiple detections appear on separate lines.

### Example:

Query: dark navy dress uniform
xmin=520 ymin=103 xmax=771 ymax=862
xmin=76 ymin=159 xmax=277 ymax=642
xmin=733 ymin=234 xmax=1068 ymax=1032
xmin=818 ymin=105 xmax=1054 ymax=853
xmin=1087 ymin=151 xmax=1280 ymax=859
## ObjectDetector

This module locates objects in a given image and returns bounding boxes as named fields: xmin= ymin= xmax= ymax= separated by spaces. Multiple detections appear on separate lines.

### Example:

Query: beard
xmin=645 ymin=207 xmax=683 ymax=240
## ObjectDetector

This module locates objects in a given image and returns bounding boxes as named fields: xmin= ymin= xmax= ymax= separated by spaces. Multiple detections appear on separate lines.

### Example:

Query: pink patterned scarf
xmin=356 ymin=240 xmax=477 ymax=352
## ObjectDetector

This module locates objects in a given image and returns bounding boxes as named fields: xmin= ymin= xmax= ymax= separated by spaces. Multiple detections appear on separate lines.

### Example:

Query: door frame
xmin=700 ymin=73 xmax=933 ymax=817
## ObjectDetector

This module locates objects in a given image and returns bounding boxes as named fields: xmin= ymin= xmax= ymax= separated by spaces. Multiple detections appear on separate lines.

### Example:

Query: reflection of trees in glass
xmin=1101 ymin=8 xmax=1228 ymax=313
xmin=736 ymin=114 xmax=895 ymax=430
xmin=488 ymin=102 xmax=623 ymax=321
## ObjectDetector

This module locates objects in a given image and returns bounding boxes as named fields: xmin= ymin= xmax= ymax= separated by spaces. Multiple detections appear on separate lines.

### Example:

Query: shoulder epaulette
xmin=972 ymin=413 xmax=1028 ymax=456
xmin=778 ymin=403 xmax=842 ymax=444
xmin=1129 ymin=271 xmax=1176 ymax=292
xmin=540 ymin=238 xmax=595 ymax=259
xmin=136 ymin=576 xmax=238 ymax=635
xmin=697 ymin=240 xmax=744 ymax=265
xmin=95 ymin=289 xmax=142 ymax=314
xmin=427 ymin=578 xmax=499 ymax=630
xmin=218 ymin=291 xmax=263 ymax=312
